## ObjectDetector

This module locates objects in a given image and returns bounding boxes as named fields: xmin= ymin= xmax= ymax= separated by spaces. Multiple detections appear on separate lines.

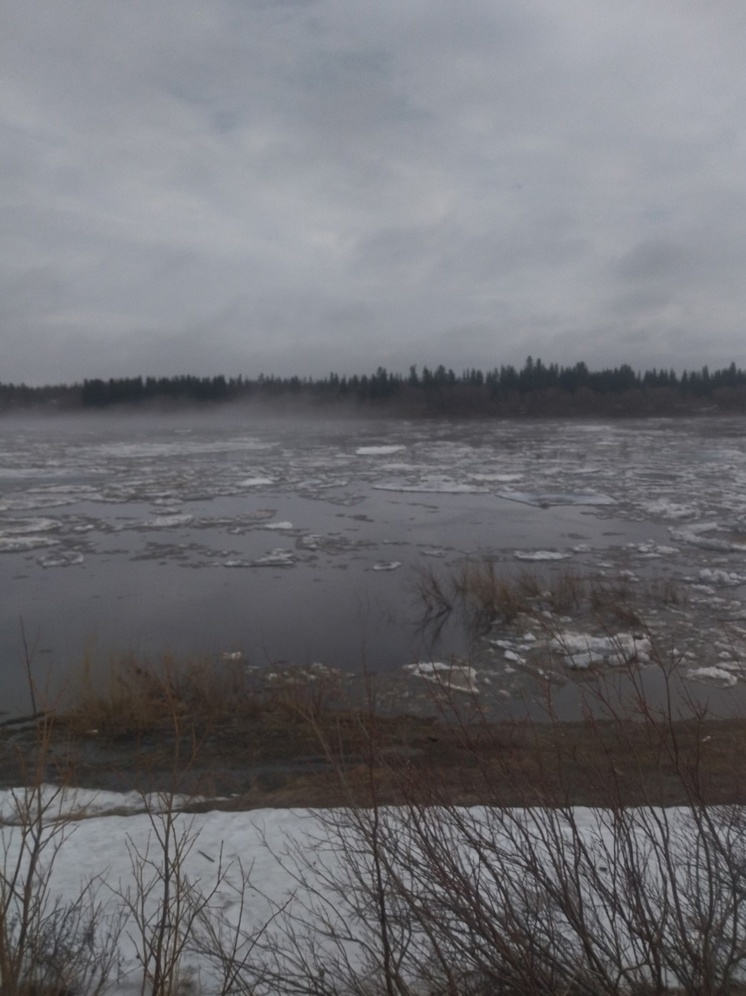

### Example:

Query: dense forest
xmin=2 ymin=358 xmax=746 ymax=417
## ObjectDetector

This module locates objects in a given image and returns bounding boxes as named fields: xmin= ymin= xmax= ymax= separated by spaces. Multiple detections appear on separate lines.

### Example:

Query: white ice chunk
xmin=685 ymin=666 xmax=738 ymax=687
xmin=252 ymin=549 xmax=295 ymax=567
xmin=143 ymin=514 xmax=194 ymax=528
xmin=514 ymin=550 xmax=571 ymax=561
xmin=469 ymin=473 xmax=524 ymax=482
xmin=238 ymin=476 xmax=275 ymax=487
xmin=554 ymin=631 xmax=652 ymax=669
xmin=642 ymin=500 xmax=697 ymax=520
xmin=38 ymin=551 xmax=84 ymax=568
xmin=373 ymin=560 xmax=402 ymax=571
xmin=0 ymin=535 xmax=60 ymax=552
xmin=636 ymin=542 xmax=680 ymax=557
xmin=1 ymin=517 xmax=60 ymax=534
xmin=670 ymin=522 xmax=746 ymax=552
xmin=404 ymin=660 xmax=478 ymax=693
xmin=263 ymin=521 xmax=294 ymax=530
xmin=224 ymin=549 xmax=295 ymax=567
xmin=374 ymin=480 xmax=488 ymax=494
xmin=355 ymin=445 xmax=406 ymax=456
xmin=699 ymin=568 xmax=746 ymax=587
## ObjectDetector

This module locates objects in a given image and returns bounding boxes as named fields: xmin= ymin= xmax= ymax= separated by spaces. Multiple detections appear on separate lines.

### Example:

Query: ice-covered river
xmin=3 ymin=410 xmax=746 ymax=718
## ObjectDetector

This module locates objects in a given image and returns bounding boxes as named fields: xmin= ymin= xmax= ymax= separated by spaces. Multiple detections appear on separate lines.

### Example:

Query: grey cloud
xmin=2 ymin=0 xmax=746 ymax=382
xmin=615 ymin=240 xmax=693 ymax=285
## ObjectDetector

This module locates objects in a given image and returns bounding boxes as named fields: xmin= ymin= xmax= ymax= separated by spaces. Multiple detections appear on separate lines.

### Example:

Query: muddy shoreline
xmin=3 ymin=698 xmax=746 ymax=810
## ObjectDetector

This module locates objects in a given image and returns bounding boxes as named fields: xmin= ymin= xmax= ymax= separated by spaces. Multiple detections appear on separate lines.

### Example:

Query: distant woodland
xmin=3 ymin=358 xmax=746 ymax=417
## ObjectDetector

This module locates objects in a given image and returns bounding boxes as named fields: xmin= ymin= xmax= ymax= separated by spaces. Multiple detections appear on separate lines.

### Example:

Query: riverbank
xmin=3 ymin=689 xmax=745 ymax=809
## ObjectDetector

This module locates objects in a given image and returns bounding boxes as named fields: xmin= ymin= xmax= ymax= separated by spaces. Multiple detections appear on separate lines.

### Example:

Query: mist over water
xmin=2 ymin=410 xmax=746 ymax=718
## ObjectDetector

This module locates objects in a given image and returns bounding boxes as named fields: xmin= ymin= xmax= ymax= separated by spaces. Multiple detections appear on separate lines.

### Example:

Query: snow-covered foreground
xmin=3 ymin=786 xmax=746 ymax=994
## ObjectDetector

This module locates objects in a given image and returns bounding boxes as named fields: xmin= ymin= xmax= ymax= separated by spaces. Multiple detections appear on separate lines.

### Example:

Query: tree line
xmin=2 ymin=358 xmax=746 ymax=415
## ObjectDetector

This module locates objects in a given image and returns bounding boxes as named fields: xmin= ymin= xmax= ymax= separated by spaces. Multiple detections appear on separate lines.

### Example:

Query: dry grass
xmin=424 ymin=558 xmax=681 ymax=636
xmin=58 ymin=650 xmax=352 ymax=744
xmin=61 ymin=651 xmax=260 ymax=737
xmin=3 ymin=644 xmax=746 ymax=810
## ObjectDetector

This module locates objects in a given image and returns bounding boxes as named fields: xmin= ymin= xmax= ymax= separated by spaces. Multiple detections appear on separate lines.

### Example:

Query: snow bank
xmin=2 ymin=791 xmax=744 ymax=995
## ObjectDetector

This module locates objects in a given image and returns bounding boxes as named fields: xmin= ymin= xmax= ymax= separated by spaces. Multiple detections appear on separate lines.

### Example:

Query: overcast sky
xmin=3 ymin=1 xmax=746 ymax=385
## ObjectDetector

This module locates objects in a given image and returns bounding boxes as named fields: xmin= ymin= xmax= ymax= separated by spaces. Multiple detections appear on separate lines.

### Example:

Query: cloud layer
xmin=3 ymin=1 xmax=745 ymax=383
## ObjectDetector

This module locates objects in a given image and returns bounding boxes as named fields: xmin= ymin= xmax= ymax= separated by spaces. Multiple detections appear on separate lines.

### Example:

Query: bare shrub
xmin=254 ymin=656 xmax=746 ymax=995
xmin=0 ymin=635 xmax=123 ymax=996
xmin=414 ymin=566 xmax=453 ymax=619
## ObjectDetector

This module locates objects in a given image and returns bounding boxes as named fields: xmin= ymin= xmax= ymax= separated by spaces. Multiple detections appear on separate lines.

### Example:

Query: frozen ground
xmin=2 ymin=413 xmax=746 ymax=716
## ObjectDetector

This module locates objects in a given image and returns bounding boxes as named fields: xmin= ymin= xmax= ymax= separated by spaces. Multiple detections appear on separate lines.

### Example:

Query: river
xmin=2 ymin=409 xmax=746 ymax=719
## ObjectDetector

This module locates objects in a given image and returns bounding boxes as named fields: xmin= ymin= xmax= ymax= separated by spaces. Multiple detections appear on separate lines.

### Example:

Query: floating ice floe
xmin=142 ymin=514 xmax=194 ymax=529
xmin=355 ymin=445 xmax=406 ymax=456
xmin=7 ymin=492 xmax=81 ymax=510
xmin=685 ymin=666 xmax=739 ymax=687
xmin=0 ymin=518 xmax=62 ymax=550
xmin=373 ymin=560 xmax=402 ymax=571
xmin=468 ymin=472 xmax=523 ymax=483
xmin=225 ymin=549 xmax=295 ymax=568
xmin=374 ymin=480 xmax=488 ymax=494
xmin=634 ymin=542 xmax=680 ymax=557
xmin=514 ymin=550 xmax=571 ymax=562
xmin=641 ymin=499 xmax=698 ymax=520
xmin=252 ymin=549 xmax=295 ymax=567
xmin=262 ymin=521 xmax=294 ymax=530
xmin=238 ymin=476 xmax=275 ymax=487
xmin=553 ymin=632 xmax=652 ymax=670
xmin=38 ymin=550 xmax=84 ymax=568
xmin=0 ymin=535 xmax=59 ymax=552
xmin=698 ymin=568 xmax=746 ymax=587
xmin=498 ymin=491 xmax=616 ymax=507
xmin=404 ymin=660 xmax=479 ymax=693
xmin=2 ymin=517 xmax=60 ymax=534
xmin=670 ymin=522 xmax=746 ymax=552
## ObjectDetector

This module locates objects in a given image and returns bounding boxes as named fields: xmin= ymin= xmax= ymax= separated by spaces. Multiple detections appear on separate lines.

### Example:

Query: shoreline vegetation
xmin=4 ymin=357 xmax=746 ymax=417
xmin=3 ymin=638 xmax=746 ymax=808
xmin=3 ymin=570 xmax=746 ymax=991
xmin=3 ymin=560 xmax=746 ymax=809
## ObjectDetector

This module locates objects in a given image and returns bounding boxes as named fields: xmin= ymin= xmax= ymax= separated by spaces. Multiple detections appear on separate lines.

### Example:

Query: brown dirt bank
xmin=2 ymin=704 xmax=745 ymax=811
